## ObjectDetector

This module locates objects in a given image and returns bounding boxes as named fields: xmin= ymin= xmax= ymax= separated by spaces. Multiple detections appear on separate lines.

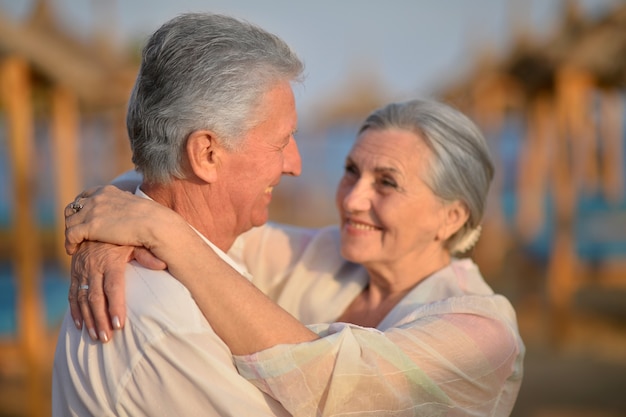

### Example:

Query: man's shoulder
xmin=123 ymin=261 xmax=211 ymax=335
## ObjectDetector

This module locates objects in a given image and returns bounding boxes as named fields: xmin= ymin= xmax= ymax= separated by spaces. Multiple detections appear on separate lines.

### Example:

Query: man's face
xmin=218 ymin=81 xmax=301 ymax=235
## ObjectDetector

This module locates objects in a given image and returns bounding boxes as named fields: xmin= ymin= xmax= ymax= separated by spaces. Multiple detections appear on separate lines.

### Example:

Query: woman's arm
xmin=234 ymin=299 xmax=523 ymax=416
xmin=66 ymin=185 xmax=318 ymax=341
xmin=164 ymin=226 xmax=319 ymax=354
xmin=66 ymin=186 xmax=318 ymax=353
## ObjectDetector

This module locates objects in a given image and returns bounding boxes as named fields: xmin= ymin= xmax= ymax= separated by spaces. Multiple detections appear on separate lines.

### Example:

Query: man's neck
xmin=140 ymin=180 xmax=237 ymax=252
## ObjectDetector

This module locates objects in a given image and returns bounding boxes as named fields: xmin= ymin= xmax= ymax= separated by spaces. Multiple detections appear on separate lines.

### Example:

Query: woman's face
xmin=335 ymin=127 xmax=453 ymax=269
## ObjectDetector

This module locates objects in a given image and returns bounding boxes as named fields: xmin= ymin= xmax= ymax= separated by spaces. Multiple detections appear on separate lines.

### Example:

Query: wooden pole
xmin=0 ymin=57 xmax=47 ymax=416
xmin=599 ymin=90 xmax=624 ymax=203
xmin=113 ymin=105 xmax=133 ymax=176
xmin=50 ymin=84 xmax=81 ymax=270
xmin=516 ymin=95 xmax=553 ymax=242
xmin=545 ymin=66 xmax=589 ymax=345
xmin=556 ymin=66 xmax=597 ymax=194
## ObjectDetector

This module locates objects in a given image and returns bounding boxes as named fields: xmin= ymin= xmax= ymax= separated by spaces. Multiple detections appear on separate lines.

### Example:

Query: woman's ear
xmin=437 ymin=200 xmax=470 ymax=241
xmin=186 ymin=130 xmax=219 ymax=184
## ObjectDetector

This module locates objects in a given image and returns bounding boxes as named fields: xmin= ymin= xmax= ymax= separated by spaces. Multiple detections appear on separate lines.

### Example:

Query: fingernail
xmin=75 ymin=319 xmax=82 ymax=330
xmin=88 ymin=328 xmax=97 ymax=340
xmin=99 ymin=331 xmax=109 ymax=343
xmin=112 ymin=316 xmax=122 ymax=330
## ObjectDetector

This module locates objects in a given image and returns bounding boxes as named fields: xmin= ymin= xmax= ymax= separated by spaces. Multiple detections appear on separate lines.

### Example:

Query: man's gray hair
xmin=359 ymin=99 xmax=494 ymax=251
xmin=127 ymin=13 xmax=304 ymax=184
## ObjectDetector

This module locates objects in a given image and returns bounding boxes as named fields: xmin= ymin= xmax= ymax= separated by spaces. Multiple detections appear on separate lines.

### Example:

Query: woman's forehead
xmin=349 ymin=128 xmax=431 ymax=170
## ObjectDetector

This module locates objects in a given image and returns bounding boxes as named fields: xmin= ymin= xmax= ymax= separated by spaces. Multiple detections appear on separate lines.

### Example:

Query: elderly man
xmin=52 ymin=13 xmax=302 ymax=416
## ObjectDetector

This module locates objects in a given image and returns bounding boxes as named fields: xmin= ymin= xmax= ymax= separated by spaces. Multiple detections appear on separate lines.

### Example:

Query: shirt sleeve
xmin=234 ymin=296 xmax=522 ymax=416
xmin=115 ymin=332 xmax=285 ymax=417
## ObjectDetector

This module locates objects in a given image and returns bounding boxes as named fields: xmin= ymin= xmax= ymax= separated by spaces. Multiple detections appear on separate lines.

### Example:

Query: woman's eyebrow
xmin=374 ymin=166 xmax=400 ymax=175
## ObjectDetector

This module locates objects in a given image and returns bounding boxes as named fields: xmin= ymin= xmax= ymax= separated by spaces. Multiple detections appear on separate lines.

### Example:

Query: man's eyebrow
xmin=282 ymin=128 xmax=297 ymax=143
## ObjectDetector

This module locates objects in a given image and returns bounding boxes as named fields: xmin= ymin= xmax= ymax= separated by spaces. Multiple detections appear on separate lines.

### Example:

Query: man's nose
xmin=283 ymin=136 xmax=302 ymax=176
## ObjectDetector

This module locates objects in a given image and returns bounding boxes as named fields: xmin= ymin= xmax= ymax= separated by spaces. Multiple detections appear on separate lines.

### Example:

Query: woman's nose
xmin=342 ymin=180 xmax=371 ymax=212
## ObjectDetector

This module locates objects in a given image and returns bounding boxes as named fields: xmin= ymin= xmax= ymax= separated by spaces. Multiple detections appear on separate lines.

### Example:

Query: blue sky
xmin=1 ymin=0 xmax=621 ymax=125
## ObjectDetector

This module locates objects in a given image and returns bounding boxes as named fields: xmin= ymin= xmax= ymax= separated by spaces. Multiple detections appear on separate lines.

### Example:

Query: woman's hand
xmin=65 ymin=185 xmax=173 ymax=342
xmin=65 ymin=185 xmax=186 ymax=255
xmin=70 ymin=241 xmax=132 ymax=341
xmin=69 ymin=242 xmax=167 ymax=343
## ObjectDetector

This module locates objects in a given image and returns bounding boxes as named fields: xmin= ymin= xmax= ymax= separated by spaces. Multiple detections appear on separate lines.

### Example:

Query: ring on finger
xmin=78 ymin=284 xmax=89 ymax=291
xmin=69 ymin=197 xmax=84 ymax=213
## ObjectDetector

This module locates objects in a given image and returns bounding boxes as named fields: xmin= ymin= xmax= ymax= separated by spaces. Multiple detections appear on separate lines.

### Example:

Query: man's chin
xmin=250 ymin=212 xmax=270 ymax=229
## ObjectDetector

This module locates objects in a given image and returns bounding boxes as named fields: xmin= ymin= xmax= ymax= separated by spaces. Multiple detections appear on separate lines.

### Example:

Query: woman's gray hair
xmin=127 ymin=13 xmax=304 ymax=184
xmin=359 ymin=99 xmax=494 ymax=252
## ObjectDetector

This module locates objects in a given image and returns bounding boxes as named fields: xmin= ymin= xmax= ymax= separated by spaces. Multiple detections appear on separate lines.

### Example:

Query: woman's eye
xmin=379 ymin=177 xmax=398 ymax=188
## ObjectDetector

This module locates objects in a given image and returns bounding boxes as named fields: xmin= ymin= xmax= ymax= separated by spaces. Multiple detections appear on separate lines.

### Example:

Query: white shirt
xmin=52 ymin=190 xmax=290 ymax=417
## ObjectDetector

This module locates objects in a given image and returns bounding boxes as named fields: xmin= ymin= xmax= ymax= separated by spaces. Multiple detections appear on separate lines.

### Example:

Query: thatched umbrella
xmin=440 ymin=0 xmax=626 ymax=343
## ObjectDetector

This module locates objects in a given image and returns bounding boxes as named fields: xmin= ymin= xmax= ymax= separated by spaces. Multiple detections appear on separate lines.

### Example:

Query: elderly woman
xmin=65 ymin=99 xmax=524 ymax=416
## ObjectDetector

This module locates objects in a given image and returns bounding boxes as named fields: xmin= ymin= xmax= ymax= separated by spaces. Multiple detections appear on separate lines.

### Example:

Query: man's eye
xmin=344 ymin=164 xmax=358 ymax=175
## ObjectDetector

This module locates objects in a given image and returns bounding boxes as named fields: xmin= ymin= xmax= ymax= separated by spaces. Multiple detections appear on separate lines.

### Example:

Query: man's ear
xmin=186 ymin=130 xmax=219 ymax=183
xmin=437 ymin=200 xmax=470 ymax=241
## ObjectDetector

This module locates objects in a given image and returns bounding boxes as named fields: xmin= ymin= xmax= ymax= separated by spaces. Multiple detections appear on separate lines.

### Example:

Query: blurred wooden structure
xmin=0 ymin=1 xmax=137 ymax=416
xmin=443 ymin=0 xmax=626 ymax=344
xmin=311 ymin=71 xmax=390 ymax=130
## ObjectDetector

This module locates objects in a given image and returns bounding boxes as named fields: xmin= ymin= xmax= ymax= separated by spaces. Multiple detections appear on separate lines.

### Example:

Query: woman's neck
xmin=337 ymin=248 xmax=451 ymax=328
xmin=365 ymin=246 xmax=451 ymax=297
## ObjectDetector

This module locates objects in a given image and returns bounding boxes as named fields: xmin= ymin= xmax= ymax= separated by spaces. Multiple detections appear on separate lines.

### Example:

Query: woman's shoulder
xmin=435 ymin=257 xmax=498 ymax=297
xmin=385 ymin=258 xmax=520 ymax=332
